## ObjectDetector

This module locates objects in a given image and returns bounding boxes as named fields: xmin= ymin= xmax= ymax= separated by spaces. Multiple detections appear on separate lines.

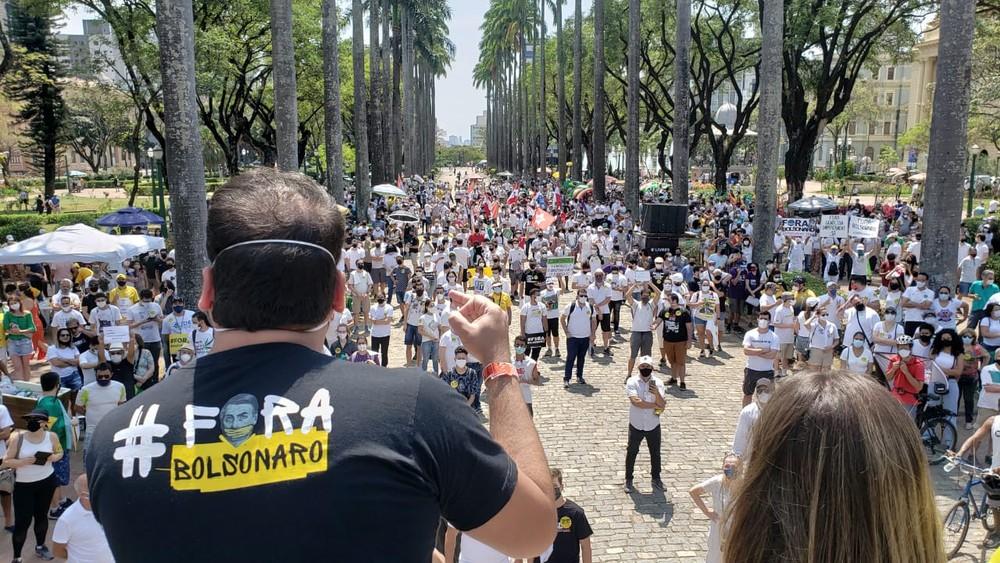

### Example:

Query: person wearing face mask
xmin=2 ymin=409 xmax=63 ymax=563
xmin=163 ymin=344 xmax=195 ymax=380
xmin=127 ymin=289 xmax=164 ymax=380
xmin=47 ymin=328 xmax=82 ymax=408
xmin=930 ymin=329 xmax=964 ymax=429
xmin=900 ymin=272 xmax=934 ymax=336
xmin=532 ymin=468 xmax=593 ymax=563
xmin=328 ymin=323 xmax=358 ymax=360
xmin=841 ymin=297 xmax=878 ymax=351
xmin=52 ymin=474 xmax=115 ymax=563
xmin=490 ymin=282 xmax=514 ymax=326
xmin=871 ymin=307 xmax=904 ymax=384
xmin=623 ymin=357 xmax=667 ymax=493
xmin=957 ymin=329 xmax=988 ymax=430
xmin=5 ymin=295 xmax=35 ymax=381
xmin=649 ymin=257 xmax=668 ymax=292
xmin=96 ymin=331 xmax=138 ymax=400
xmin=561 ymin=291 xmax=596 ymax=387
xmin=651 ymin=293 xmax=693 ymax=389
xmin=770 ymin=292 xmax=797 ymax=376
xmin=688 ymin=279 xmax=720 ymax=359
xmin=930 ymin=285 xmax=967 ymax=332
xmin=440 ymin=347 xmax=481 ymax=409
xmin=689 ymin=453 xmax=742 ymax=563
xmin=803 ymin=308 xmax=839 ymax=371
xmin=540 ymin=280 xmax=562 ymax=358
xmin=970 ymin=270 xmax=998 ymax=330
xmin=85 ymin=292 xmax=122 ymax=336
xmin=518 ymin=290 xmax=547 ymax=361
xmin=912 ymin=324 xmax=935 ymax=359
xmin=838 ymin=333 xmax=874 ymax=375
xmin=418 ymin=299 xmax=441 ymax=374
xmin=621 ymin=284 xmax=657 ymax=380
xmin=886 ymin=335 xmax=925 ymax=418
xmin=815 ymin=281 xmax=845 ymax=321
xmin=742 ymin=313 xmax=781 ymax=407
xmin=403 ymin=284 xmax=425 ymax=366
xmin=48 ymin=279 xmax=80 ymax=311
xmin=49 ymin=295 xmax=86 ymax=338
xmin=732 ymin=377 xmax=772 ymax=460
xmin=159 ymin=296 xmax=194 ymax=364
xmin=367 ymin=293 xmax=393 ymax=367
xmin=979 ymin=303 xmax=1000 ymax=361
xmin=35 ymin=372 xmax=76 ymax=521
xmin=74 ymin=363 xmax=125 ymax=454
xmin=159 ymin=259 xmax=177 ymax=287
xmin=108 ymin=274 xmax=139 ymax=310
xmin=350 ymin=335 xmax=381 ymax=366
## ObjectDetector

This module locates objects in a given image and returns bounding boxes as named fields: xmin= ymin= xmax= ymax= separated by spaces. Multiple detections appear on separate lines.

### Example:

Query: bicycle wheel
xmin=943 ymin=500 xmax=971 ymax=558
xmin=921 ymin=418 xmax=958 ymax=464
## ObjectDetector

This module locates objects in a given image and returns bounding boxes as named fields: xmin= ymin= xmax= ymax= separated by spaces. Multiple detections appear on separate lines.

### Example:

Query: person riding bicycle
xmin=953 ymin=397 xmax=1000 ymax=548
xmin=886 ymin=335 xmax=925 ymax=419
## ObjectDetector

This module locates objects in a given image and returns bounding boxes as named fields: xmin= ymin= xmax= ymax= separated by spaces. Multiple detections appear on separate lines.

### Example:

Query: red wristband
xmin=483 ymin=362 xmax=517 ymax=383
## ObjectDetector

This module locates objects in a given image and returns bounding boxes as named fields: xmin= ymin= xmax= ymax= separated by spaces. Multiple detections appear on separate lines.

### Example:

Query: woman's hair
xmin=931 ymin=328 xmax=964 ymax=356
xmin=724 ymin=370 xmax=943 ymax=563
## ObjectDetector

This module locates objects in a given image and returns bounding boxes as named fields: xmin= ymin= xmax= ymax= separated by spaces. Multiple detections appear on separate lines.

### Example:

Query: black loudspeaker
xmin=641 ymin=203 xmax=688 ymax=235
xmin=635 ymin=232 xmax=680 ymax=254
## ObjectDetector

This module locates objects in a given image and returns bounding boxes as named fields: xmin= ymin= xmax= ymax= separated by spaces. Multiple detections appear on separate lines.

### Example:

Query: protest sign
xmin=169 ymin=333 xmax=190 ymax=355
xmin=780 ymin=218 xmax=814 ymax=237
xmin=848 ymin=216 xmax=880 ymax=239
xmin=819 ymin=215 xmax=848 ymax=238
xmin=634 ymin=269 xmax=651 ymax=283
xmin=546 ymin=256 xmax=575 ymax=278
xmin=102 ymin=325 xmax=130 ymax=345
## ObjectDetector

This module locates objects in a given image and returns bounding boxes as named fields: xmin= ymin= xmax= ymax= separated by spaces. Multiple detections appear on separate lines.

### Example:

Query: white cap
xmin=654 ymin=257 xmax=664 ymax=264
xmin=637 ymin=356 xmax=654 ymax=368
xmin=670 ymin=273 xmax=684 ymax=283
xmin=855 ymin=244 xmax=865 ymax=252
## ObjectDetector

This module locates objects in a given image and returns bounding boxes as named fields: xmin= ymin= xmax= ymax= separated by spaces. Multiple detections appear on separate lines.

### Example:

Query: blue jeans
xmin=420 ymin=340 xmax=439 ymax=374
xmin=565 ymin=337 xmax=590 ymax=382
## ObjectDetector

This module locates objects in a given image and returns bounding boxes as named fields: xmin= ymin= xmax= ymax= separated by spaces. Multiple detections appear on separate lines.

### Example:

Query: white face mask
xmin=898 ymin=349 xmax=911 ymax=358
xmin=758 ymin=319 xmax=769 ymax=329
xmin=179 ymin=353 xmax=193 ymax=363
xmin=757 ymin=392 xmax=771 ymax=405
xmin=8 ymin=302 xmax=19 ymax=311
xmin=916 ymin=281 xmax=926 ymax=289
xmin=884 ymin=313 xmax=895 ymax=322
xmin=455 ymin=359 xmax=467 ymax=368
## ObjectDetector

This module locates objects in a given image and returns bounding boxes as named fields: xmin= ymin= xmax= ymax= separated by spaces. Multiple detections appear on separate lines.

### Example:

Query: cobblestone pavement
xmin=2 ymin=287 xmax=992 ymax=561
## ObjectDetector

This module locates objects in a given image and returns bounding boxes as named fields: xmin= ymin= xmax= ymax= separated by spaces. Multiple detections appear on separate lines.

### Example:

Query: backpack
xmin=568 ymin=301 xmax=593 ymax=318
xmin=827 ymin=260 xmax=839 ymax=277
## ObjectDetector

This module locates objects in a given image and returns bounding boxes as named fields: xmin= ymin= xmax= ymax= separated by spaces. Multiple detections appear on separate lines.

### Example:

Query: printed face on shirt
xmin=220 ymin=394 xmax=260 ymax=448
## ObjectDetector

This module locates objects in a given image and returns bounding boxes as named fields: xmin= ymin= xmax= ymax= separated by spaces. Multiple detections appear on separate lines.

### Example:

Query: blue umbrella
xmin=96 ymin=207 xmax=165 ymax=228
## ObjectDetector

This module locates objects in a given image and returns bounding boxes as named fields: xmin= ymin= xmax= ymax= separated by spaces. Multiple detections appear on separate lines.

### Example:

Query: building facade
xmin=470 ymin=111 xmax=487 ymax=149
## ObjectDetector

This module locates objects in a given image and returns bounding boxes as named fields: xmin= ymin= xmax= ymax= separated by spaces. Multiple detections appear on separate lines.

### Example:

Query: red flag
xmin=397 ymin=174 xmax=403 ymax=189
xmin=531 ymin=208 xmax=556 ymax=230
xmin=506 ymin=191 xmax=518 ymax=206
xmin=490 ymin=201 xmax=500 ymax=219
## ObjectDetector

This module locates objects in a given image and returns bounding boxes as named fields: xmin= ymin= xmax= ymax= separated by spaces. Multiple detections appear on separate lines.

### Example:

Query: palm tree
xmin=369 ymin=0 xmax=383 ymax=184
xmin=920 ymin=0 xmax=977 ymax=288
xmin=624 ymin=0 xmax=640 ymax=217
xmin=571 ymin=0 xmax=583 ymax=181
xmin=352 ymin=0 xmax=371 ymax=219
xmin=591 ymin=0 xmax=606 ymax=201
xmin=401 ymin=3 xmax=415 ymax=174
xmin=322 ymin=0 xmax=345 ymax=203
xmin=671 ymin=0 xmax=690 ymax=203
xmin=537 ymin=0 xmax=546 ymax=179
xmin=270 ymin=0 xmax=298 ymax=171
xmin=381 ymin=0 xmax=394 ymax=180
xmin=751 ymin=0 xmax=782 ymax=267
xmin=553 ymin=0 xmax=567 ymax=183
xmin=154 ymin=0 xmax=208 ymax=301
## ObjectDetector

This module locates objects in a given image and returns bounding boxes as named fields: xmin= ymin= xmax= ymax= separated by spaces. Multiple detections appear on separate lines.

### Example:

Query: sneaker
xmin=563 ymin=380 xmax=570 ymax=388
xmin=985 ymin=533 xmax=1000 ymax=549
xmin=624 ymin=479 xmax=635 ymax=493
xmin=680 ymin=382 xmax=687 ymax=390
xmin=659 ymin=358 xmax=666 ymax=366
xmin=577 ymin=378 xmax=588 ymax=386
xmin=12 ymin=558 xmax=22 ymax=563
xmin=667 ymin=377 xmax=677 ymax=386
xmin=605 ymin=348 xmax=613 ymax=357
xmin=47 ymin=507 xmax=64 ymax=521
xmin=544 ymin=349 xmax=553 ymax=357
xmin=651 ymin=478 xmax=664 ymax=491
xmin=555 ymin=350 xmax=561 ymax=357
xmin=589 ymin=348 xmax=595 ymax=358
xmin=699 ymin=350 xmax=706 ymax=358
xmin=34 ymin=546 xmax=53 ymax=561
xmin=4 ymin=525 xmax=13 ymax=533
xmin=58 ymin=498 xmax=73 ymax=510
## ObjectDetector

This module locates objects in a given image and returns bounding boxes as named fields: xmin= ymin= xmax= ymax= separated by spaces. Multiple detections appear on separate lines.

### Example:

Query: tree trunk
xmin=572 ymin=0 xmax=583 ymax=181
xmin=591 ymin=0 xmax=606 ymax=201
xmin=538 ymin=2 xmax=546 ymax=179
xmin=381 ymin=0 xmax=393 ymax=181
xmin=155 ymin=0 xmax=208 ymax=301
xmin=392 ymin=13 xmax=403 ymax=178
xmin=368 ymin=0 xmax=383 ymax=185
xmin=352 ymin=0 xmax=370 ymax=218
xmin=752 ymin=0 xmax=782 ymax=267
xmin=556 ymin=0 xmax=567 ymax=183
xmin=322 ymin=0 xmax=345 ymax=203
xmin=921 ymin=0 xmax=975 ymax=289
xmin=625 ymin=0 xmax=640 ymax=217
xmin=402 ymin=6 xmax=415 ymax=175
xmin=671 ymin=0 xmax=690 ymax=204
xmin=270 ymin=0 xmax=299 ymax=172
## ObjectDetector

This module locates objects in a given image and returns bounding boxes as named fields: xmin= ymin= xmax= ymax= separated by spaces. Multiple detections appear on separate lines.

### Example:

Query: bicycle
xmin=916 ymin=391 xmax=958 ymax=464
xmin=941 ymin=455 xmax=999 ymax=558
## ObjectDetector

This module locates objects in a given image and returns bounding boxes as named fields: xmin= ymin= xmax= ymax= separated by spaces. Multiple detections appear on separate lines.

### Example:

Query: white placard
xmin=819 ymin=215 xmax=848 ymax=238
xmin=634 ymin=269 xmax=651 ymax=283
xmin=102 ymin=325 xmax=130 ymax=345
xmin=780 ymin=218 xmax=814 ymax=237
xmin=848 ymin=216 xmax=880 ymax=239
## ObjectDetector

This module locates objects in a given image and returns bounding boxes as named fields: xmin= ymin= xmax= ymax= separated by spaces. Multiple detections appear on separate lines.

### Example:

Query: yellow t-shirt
xmin=490 ymin=292 xmax=512 ymax=312
xmin=0 ymin=312 xmax=7 ymax=347
xmin=109 ymin=285 xmax=140 ymax=307
xmin=74 ymin=267 xmax=94 ymax=286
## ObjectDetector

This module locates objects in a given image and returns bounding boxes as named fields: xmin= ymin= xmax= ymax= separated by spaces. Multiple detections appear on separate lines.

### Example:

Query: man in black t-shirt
xmin=534 ymin=468 xmax=593 ymax=563
xmin=86 ymin=169 xmax=556 ymax=563
xmin=523 ymin=261 xmax=545 ymax=298
xmin=653 ymin=293 xmax=694 ymax=388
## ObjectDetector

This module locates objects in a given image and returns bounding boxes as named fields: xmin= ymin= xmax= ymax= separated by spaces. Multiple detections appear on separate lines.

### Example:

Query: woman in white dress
xmin=689 ymin=453 xmax=740 ymax=563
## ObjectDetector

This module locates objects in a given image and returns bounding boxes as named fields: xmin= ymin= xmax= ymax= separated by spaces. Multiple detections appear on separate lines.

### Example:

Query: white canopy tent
xmin=0 ymin=223 xmax=165 ymax=265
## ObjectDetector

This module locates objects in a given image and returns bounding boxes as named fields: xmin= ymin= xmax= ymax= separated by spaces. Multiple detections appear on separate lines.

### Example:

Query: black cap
xmin=22 ymin=408 xmax=48 ymax=420
xmin=793 ymin=276 xmax=805 ymax=283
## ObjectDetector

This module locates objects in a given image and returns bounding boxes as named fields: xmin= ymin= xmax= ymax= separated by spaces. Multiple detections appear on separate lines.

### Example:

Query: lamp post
xmin=714 ymin=102 xmax=737 ymax=195
xmin=147 ymin=146 xmax=167 ymax=239
xmin=968 ymin=144 xmax=988 ymax=218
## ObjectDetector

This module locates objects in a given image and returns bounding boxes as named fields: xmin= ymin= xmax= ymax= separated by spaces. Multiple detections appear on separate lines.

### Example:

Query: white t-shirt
xmin=128 ymin=302 xmax=162 ymax=343
xmin=959 ymin=256 xmax=979 ymax=283
xmin=901 ymin=286 xmax=935 ymax=323
xmin=625 ymin=375 xmax=666 ymax=431
xmin=88 ymin=305 xmax=122 ymax=331
xmin=0 ymin=406 xmax=13 ymax=458
xmin=161 ymin=269 xmax=177 ymax=286
xmin=807 ymin=321 xmax=839 ymax=350
xmin=75 ymin=380 xmax=126 ymax=431
xmin=731 ymin=402 xmax=760 ymax=458
xmin=51 ymin=501 xmax=115 ymax=563
xmin=514 ymin=356 xmax=538 ymax=404
xmin=51 ymin=309 xmax=86 ymax=330
xmin=369 ymin=303 xmax=394 ymax=338
xmin=586 ymin=284 xmax=612 ymax=314
xmin=191 ymin=327 xmax=214 ymax=358
xmin=349 ymin=270 xmax=373 ymax=295
xmin=931 ymin=299 xmax=962 ymax=331
xmin=161 ymin=310 xmax=195 ymax=336
xmin=562 ymin=301 xmax=594 ymax=338
xmin=770 ymin=304 xmax=796 ymax=344
xmin=839 ymin=346 xmax=873 ymax=374
xmin=48 ymin=345 xmax=80 ymax=380
xmin=78 ymin=349 xmax=100 ymax=386
xmin=742 ymin=329 xmax=780 ymax=371
xmin=519 ymin=302 xmax=546 ymax=334
xmin=448 ymin=524 xmax=510 ymax=563
xmin=630 ymin=301 xmax=655 ymax=332
xmin=419 ymin=312 xmax=439 ymax=340
xmin=979 ymin=363 xmax=1000 ymax=411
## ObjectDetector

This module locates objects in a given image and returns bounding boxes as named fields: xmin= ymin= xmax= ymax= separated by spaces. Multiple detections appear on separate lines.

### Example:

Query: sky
xmin=59 ymin=1 xmax=493 ymax=140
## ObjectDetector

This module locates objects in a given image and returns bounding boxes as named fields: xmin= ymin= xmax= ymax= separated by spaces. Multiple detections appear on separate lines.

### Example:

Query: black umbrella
xmin=788 ymin=196 xmax=838 ymax=215
xmin=388 ymin=211 xmax=419 ymax=224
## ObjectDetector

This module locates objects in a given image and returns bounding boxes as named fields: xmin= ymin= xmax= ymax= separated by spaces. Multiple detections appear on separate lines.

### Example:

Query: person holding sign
xmin=97 ymin=331 xmax=138 ymax=400
xmin=160 ymin=296 xmax=195 ymax=364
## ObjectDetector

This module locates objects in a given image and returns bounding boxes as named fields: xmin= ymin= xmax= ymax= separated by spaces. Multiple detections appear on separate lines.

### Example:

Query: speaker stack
xmin=636 ymin=203 xmax=689 ymax=254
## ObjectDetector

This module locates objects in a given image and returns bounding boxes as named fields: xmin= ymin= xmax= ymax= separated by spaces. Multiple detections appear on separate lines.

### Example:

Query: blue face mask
xmin=723 ymin=466 xmax=736 ymax=478
xmin=172 ymin=305 xmax=184 ymax=314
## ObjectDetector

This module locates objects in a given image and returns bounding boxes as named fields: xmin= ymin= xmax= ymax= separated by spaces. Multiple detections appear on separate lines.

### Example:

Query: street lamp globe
xmin=715 ymin=102 xmax=737 ymax=135
xmin=147 ymin=147 xmax=163 ymax=160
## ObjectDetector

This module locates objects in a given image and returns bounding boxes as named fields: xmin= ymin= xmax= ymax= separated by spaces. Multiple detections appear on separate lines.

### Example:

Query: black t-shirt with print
xmin=534 ymin=499 xmax=593 ymax=563
xmin=86 ymin=343 xmax=518 ymax=562
xmin=659 ymin=308 xmax=692 ymax=342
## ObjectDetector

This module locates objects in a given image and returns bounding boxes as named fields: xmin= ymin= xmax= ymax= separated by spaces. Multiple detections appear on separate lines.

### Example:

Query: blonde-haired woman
xmin=724 ymin=370 xmax=944 ymax=563
xmin=690 ymin=453 xmax=740 ymax=563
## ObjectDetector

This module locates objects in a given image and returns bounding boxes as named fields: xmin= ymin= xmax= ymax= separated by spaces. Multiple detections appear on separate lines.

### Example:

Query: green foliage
xmin=63 ymin=84 xmax=135 ymax=173
xmin=878 ymin=146 xmax=899 ymax=171
xmin=435 ymin=145 xmax=485 ymax=169
xmin=0 ymin=216 xmax=41 ymax=241
xmin=898 ymin=120 xmax=930 ymax=154
xmin=786 ymin=271 xmax=827 ymax=296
